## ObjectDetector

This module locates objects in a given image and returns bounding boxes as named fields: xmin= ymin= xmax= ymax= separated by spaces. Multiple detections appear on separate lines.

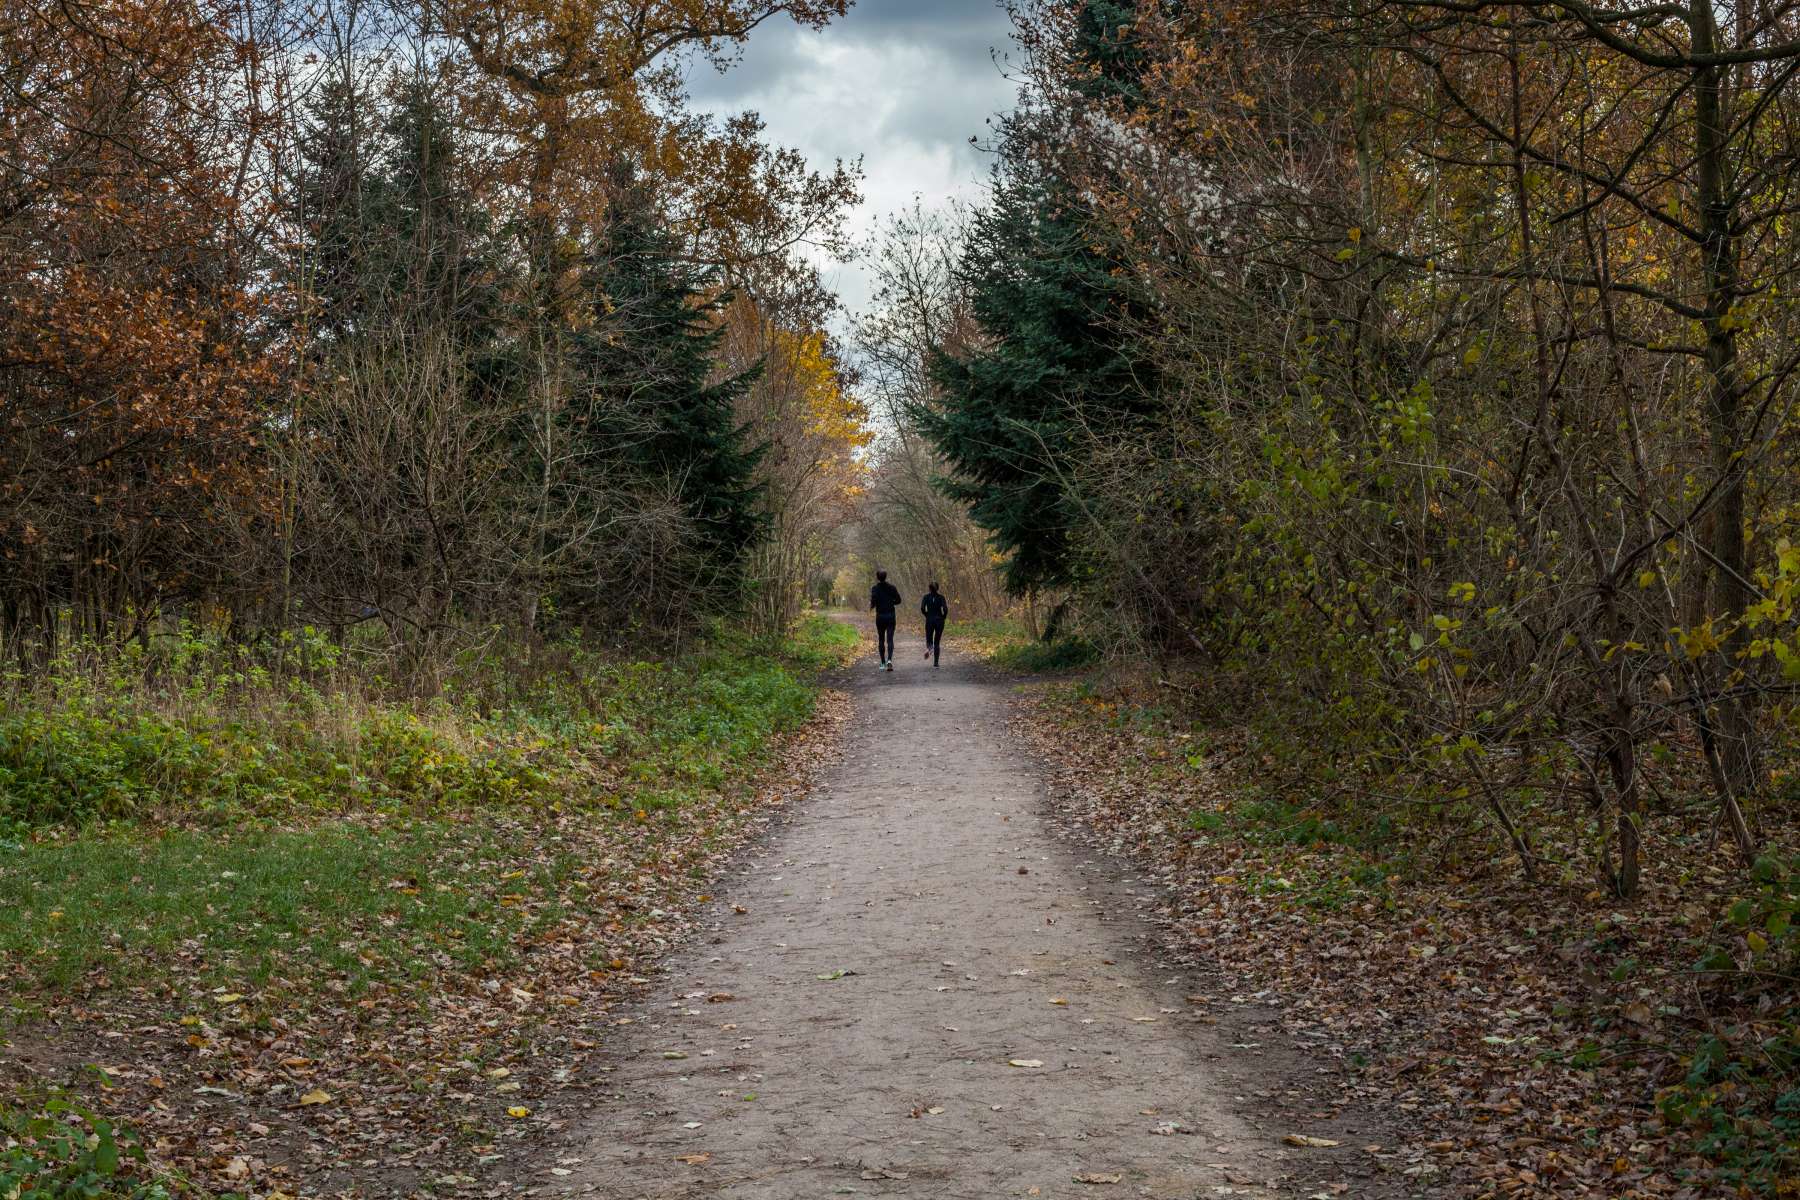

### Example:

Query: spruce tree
xmin=1071 ymin=0 xmax=1158 ymax=107
xmin=922 ymin=117 xmax=1152 ymax=596
xmin=287 ymin=78 xmax=506 ymax=347
xmin=572 ymin=174 xmax=768 ymax=601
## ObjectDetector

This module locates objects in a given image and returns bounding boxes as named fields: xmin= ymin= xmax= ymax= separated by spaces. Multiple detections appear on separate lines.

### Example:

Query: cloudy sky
xmin=686 ymin=0 xmax=1021 ymax=318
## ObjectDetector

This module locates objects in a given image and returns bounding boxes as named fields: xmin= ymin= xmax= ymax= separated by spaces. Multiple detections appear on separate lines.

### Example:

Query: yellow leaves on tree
xmin=776 ymin=328 xmax=871 ymax=490
xmin=441 ymin=0 xmax=857 ymax=286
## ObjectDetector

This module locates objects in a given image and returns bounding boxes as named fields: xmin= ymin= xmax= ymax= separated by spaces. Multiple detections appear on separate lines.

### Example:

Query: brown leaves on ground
xmin=1011 ymin=685 xmax=1787 ymax=1200
xmin=0 ymin=691 xmax=851 ymax=1198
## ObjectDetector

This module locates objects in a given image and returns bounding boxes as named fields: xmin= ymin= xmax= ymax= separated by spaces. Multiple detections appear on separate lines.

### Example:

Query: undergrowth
xmin=0 ymin=1088 xmax=192 ymax=1199
xmin=960 ymin=617 xmax=1099 ymax=673
xmin=0 ymin=615 xmax=854 ymax=831
xmin=1027 ymin=676 xmax=1800 ymax=1194
xmin=0 ymin=614 xmax=858 ymax=1000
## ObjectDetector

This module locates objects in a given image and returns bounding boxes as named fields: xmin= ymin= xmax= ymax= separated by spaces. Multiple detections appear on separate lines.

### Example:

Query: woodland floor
xmin=537 ymin=622 xmax=1411 ymax=1200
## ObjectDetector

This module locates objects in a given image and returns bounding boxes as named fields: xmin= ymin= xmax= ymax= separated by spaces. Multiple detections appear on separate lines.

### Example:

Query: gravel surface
xmin=552 ymin=623 xmax=1398 ymax=1199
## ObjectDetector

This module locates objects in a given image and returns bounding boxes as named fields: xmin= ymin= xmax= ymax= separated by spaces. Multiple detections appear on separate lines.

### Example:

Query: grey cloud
xmin=839 ymin=0 xmax=1012 ymax=33
xmin=687 ymin=0 xmax=1013 ymax=102
xmin=686 ymin=0 xmax=1019 ymax=314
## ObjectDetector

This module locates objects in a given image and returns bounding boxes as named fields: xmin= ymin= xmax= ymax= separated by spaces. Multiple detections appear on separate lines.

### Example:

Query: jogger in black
xmin=921 ymin=582 xmax=948 ymax=667
xmin=869 ymin=570 xmax=901 ymax=670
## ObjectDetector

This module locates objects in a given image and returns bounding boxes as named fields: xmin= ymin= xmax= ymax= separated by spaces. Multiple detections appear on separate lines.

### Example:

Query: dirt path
xmin=550 ymin=623 xmax=1395 ymax=1199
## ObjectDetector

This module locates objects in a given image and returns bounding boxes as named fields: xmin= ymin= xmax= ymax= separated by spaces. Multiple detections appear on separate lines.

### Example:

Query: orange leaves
xmin=0 ymin=0 xmax=282 ymax=601
xmin=441 ymin=1 xmax=857 ymax=272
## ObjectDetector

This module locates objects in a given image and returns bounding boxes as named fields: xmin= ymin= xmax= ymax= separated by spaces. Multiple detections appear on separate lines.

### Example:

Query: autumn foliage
xmin=0 ymin=0 xmax=866 ymax=654
xmin=888 ymin=0 xmax=1800 ymax=1188
xmin=0 ymin=0 xmax=279 ymax=640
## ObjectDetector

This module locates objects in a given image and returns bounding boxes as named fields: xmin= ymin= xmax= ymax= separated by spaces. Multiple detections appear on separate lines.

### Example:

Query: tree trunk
xmin=1691 ymin=0 xmax=1761 ymax=801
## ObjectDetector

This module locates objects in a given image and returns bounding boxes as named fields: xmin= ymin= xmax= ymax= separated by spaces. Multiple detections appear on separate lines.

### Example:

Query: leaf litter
xmin=1011 ymin=683 xmax=1793 ymax=1198
xmin=0 ymin=690 xmax=852 ymax=1198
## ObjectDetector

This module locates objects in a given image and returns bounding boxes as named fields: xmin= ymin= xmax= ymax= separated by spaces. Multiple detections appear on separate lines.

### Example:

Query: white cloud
xmin=689 ymin=0 xmax=1019 ymax=318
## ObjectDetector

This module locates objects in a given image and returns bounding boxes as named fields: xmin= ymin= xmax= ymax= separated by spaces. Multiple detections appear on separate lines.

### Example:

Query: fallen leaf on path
xmin=1284 ymin=1135 xmax=1340 ymax=1148
xmin=1074 ymin=1172 xmax=1123 ymax=1184
xmin=297 ymin=1090 xmax=332 ymax=1106
xmin=674 ymin=1153 xmax=711 ymax=1165
xmin=1008 ymin=1059 xmax=1044 ymax=1068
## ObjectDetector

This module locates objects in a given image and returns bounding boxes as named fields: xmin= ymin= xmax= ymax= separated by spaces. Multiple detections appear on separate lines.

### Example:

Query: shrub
xmin=0 ymin=1091 xmax=178 ymax=1199
xmin=991 ymin=636 xmax=1100 ymax=674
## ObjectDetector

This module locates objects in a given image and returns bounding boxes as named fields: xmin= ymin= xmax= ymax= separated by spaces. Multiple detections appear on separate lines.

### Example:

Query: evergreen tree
xmin=922 ymin=118 xmax=1153 ymax=596
xmin=376 ymin=82 xmax=509 ymax=343
xmin=286 ymin=78 xmax=507 ymax=347
xmin=571 ymin=173 xmax=768 ymax=603
xmin=286 ymin=74 xmax=382 ymax=343
xmin=1071 ymin=0 xmax=1158 ymax=107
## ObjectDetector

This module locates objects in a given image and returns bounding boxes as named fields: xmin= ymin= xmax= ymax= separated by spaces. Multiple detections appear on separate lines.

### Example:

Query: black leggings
xmin=876 ymin=616 xmax=896 ymax=661
xmin=924 ymin=619 xmax=944 ymax=665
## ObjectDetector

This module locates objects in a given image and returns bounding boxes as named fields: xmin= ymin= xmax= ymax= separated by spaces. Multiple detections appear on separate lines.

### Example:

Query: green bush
xmin=0 ymin=616 xmax=845 ymax=832
xmin=990 ymin=636 xmax=1100 ymax=673
xmin=1655 ymin=855 xmax=1800 ymax=1191
xmin=0 ymin=1092 xmax=179 ymax=1199
xmin=1658 ymin=1031 xmax=1800 ymax=1193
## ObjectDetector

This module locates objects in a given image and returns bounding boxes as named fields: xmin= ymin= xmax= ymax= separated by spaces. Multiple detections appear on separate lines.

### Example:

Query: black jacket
xmin=870 ymin=581 xmax=902 ymax=617
xmin=921 ymin=592 xmax=948 ymax=623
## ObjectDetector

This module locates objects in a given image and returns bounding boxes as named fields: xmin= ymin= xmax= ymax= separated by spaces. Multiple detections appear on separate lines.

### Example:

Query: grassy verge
xmin=0 ymin=613 xmax=859 ymax=1198
xmin=957 ymin=616 xmax=1099 ymax=673
xmin=1014 ymin=678 xmax=1800 ymax=1198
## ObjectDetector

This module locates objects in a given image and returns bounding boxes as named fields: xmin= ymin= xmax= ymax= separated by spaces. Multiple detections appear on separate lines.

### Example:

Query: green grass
xmin=958 ymin=616 xmax=1099 ymax=673
xmin=0 ymin=616 xmax=852 ymax=831
xmin=0 ymin=614 xmax=855 ymax=1006
xmin=0 ymin=613 xmax=857 ymax=1198
xmin=1196 ymin=793 xmax=1397 ymax=851
xmin=990 ymin=637 xmax=1099 ymax=673
xmin=1 ymin=822 xmax=546 ymax=996
xmin=778 ymin=613 xmax=860 ymax=672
